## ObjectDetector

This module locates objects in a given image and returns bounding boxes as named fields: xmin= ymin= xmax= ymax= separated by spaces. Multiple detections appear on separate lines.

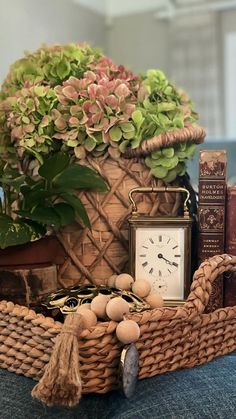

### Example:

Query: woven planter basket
xmin=0 ymin=253 xmax=235 ymax=407
xmin=58 ymin=123 xmax=205 ymax=287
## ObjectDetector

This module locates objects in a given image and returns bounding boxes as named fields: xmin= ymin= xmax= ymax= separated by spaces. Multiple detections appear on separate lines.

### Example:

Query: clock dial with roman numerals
xmin=139 ymin=234 xmax=180 ymax=278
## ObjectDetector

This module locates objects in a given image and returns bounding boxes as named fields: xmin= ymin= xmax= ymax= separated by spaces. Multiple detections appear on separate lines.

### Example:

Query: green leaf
xmin=162 ymin=148 xmax=174 ymax=158
xmin=151 ymin=150 xmax=162 ymax=159
xmin=152 ymin=155 xmax=178 ymax=169
xmin=34 ymin=86 xmax=46 ymax=97
xmin=163 ymin=168 xmax=178 ymax=183
xmin=179 ymin=143 xmax=186 ymax=151
xmin=24 ymin=147 xmax=44 ymax=165
xmin=164 ymin=86 xmax=172 ymax=95
xmin=109 ymin=126 xmax=122 ymax=142
xmin=61 ymin=194 xmax=90 ymax=228
xmin=157 ymin=103 xmax=176 ymax=112
xmin=132 ymin=110 xmax=143 ymax=124
xmin=149 ymin=114 xmax=160 ymax=125
xmin=38 ymin=152 xmax=70 ymax=181
xmin=176 ymin=162 xmax=186 ymax=176
xmin=56 ymin=60 xmax=71 ymax=79
xmin=119 ymin=122 xmax=135 ymax=133
xmin=158 ymin=113 xmax=171 ymax=127
xmin=123 ymin=131 xmax=135 ymax=140
xmin=53 ymin=202 xmax=75 ymax=226
xmin=22 ymin=116 xmax=30 ymax=124
xmin=18 ymin=207 xmax=61 ymax=230
xmin=0 ymin=175 xmax=26 ymax=191
xmin=175 ymin=150 xmax=187 ymax=159
xmin=173 ymin=117 xmax=184 ymax=128
xmin=131 ymin=135 xmax=142 ymax=149
xmin=151 ymin=166 xmax=169 ymax=179
xmin=95 ymin=143 xmax=107 ymax=152
xmin=67 ymin=139 xmax=79 ymax=147
xmin=53 ymin=164 xmax=108 ymax=192
xmin=26 ymin=138 xmax=36 ymax=147
xmin=185 ymin=143 xmax=196 ymax=158
xmin=0 ymin=214 xmax=45 ymax=249
xmin=84 ymin=137 xmax=97 ymax=152
xmin=119 ymin=140 xmax=130 ymax=153
xmin=145 ymin=157 xmax=159 ymax=169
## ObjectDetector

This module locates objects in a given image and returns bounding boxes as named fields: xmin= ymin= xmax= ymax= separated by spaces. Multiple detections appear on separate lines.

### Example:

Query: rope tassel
xmin=32 ymin=313 xmax=84 ymax=407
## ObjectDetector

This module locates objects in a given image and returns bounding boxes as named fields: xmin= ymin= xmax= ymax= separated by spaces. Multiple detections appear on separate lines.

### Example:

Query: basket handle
xmin=184 ymin=254 xmax=236 ymax=317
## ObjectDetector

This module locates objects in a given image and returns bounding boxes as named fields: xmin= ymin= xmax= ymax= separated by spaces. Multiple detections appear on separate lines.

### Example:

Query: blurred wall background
xmin=0 ymin=0 xmax=106 ymax=83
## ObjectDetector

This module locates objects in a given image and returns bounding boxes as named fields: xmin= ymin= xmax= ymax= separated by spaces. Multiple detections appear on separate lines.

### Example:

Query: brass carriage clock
xmin=128 ymin=187 xmax=192 ymax=306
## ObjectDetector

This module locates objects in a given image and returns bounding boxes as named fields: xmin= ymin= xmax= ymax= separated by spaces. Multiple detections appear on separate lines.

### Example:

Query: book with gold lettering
xmin=198 ymin=150 xmax=227 ymax=312
xmin=224 ymin=185 xmax=236 ymax=307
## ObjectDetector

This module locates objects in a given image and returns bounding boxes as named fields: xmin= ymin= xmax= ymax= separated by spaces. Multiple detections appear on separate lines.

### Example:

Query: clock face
xmin=135 ymin=227 xmax=185 ymax=300
xmin=139 ymin=234 xmax=180 ymax=278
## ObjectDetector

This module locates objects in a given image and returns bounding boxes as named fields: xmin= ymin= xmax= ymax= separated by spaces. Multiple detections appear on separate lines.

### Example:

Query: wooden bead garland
xmin=73 ymin=274 xmax=164 ymax=345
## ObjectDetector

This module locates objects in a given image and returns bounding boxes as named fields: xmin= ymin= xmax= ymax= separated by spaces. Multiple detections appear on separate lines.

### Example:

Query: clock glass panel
xmin=135 ymin=227 xmax=185 ymax=300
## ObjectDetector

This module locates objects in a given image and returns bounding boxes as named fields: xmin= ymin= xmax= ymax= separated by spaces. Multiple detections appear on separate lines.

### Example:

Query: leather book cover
xmin=224 ymin=186 xmax=236 ymax=307
xmin=198 ymin=150 xmax=227 ymax=312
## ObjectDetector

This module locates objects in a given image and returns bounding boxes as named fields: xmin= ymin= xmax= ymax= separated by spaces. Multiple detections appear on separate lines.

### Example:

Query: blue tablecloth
xmin=0 ymin=354 xmax=235 ymax=419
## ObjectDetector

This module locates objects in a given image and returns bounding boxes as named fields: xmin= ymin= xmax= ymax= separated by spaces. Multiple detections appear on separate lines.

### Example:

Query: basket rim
xmin=1 ymin=254 xmax=235 ymax=341
xmin=123 ymin=122 xmax=206 ymax=158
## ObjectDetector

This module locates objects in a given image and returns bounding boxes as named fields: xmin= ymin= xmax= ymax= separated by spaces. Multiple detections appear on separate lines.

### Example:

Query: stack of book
xmin=197 ymin=150 xmax=236 ymax=311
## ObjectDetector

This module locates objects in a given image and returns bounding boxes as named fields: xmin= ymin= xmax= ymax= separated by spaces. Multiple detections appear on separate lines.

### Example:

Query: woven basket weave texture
xmin=58 ymin=156 xmax=181 ymax=287
xmin=58 ymin=124 xmax=206 ymax=287
xmin=0 ymin=253 xmax=235 ymax=395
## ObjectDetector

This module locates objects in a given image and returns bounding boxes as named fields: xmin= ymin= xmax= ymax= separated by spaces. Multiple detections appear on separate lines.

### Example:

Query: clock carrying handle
xmin=128 ymin=186 xmax=190 ymax=218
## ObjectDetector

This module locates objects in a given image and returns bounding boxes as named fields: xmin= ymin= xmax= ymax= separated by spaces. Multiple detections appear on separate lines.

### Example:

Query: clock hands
xmin=157 ymin=253 xmax=176 ymax=266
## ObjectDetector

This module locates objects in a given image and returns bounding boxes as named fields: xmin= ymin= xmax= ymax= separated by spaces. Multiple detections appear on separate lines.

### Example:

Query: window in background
xmin=224 ymin=31 xmax=236 ymax=139
xmin=170 ymin=13 xmax=222 ymax=138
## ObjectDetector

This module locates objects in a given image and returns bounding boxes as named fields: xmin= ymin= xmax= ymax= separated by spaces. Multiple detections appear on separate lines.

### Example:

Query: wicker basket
xmin=0 ymin=253 xmax=235 ymax=407
xmin=58 ymin=124 xmax=205 ymax=287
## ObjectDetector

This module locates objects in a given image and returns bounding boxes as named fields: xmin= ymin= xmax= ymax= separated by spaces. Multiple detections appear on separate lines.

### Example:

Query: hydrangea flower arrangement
xmin=0 ymin=43 xmax=198 ymax=183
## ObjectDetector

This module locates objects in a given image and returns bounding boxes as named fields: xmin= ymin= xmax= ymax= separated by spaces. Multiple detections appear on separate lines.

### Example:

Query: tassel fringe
xmin=32 ymin=313 xmax=84 ymax=407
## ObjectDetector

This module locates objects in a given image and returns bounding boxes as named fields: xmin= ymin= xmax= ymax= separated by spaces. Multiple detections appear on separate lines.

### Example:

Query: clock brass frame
xmin=128 ymin=187 xmax=192 ymax=306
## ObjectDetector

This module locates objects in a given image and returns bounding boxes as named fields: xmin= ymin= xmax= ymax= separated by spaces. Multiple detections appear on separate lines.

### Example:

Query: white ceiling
xmin=74 ymin=0 xmax=167 ymax=17
xmin=74 ymin=0 xmax=236 ymax=18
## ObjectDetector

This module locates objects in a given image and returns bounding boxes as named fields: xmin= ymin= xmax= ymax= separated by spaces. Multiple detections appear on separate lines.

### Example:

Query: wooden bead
xmin=107 ymin=275 xmax=117 ymax=288
xmin=115 ymin=273 xmax=134 ymax=290
xmin=106 ymin=297 xmax=130 ymax=321
xmin=145 ymin=293 xmax=164 ymax=309
xmin=132 ymin=280 xmax=151 ymax=298
xmin=91 ymin=295 xmax=109 ymax=319
xmin=116 ymin=320 xmax=140 ymax=344
xmin=77 ymin=308 xmax=97 ymax=328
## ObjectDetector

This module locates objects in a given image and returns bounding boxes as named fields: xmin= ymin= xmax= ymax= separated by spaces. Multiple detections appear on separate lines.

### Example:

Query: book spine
xmin=198 ymin=150 xmax=227 ymax=312
xmin=224 ymin=186 xmax=236 ymax=307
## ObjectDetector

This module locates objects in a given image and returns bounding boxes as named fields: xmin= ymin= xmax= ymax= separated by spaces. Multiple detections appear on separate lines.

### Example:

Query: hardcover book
xmin=224 ymin=185 xmax=236 ymax=307
xmin=198 ymin=150 xmax=227 ymax=312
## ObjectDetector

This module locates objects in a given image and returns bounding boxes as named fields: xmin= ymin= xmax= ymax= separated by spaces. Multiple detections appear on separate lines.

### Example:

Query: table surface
xmin=0 ymin=353 xmax=236 ymax=419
